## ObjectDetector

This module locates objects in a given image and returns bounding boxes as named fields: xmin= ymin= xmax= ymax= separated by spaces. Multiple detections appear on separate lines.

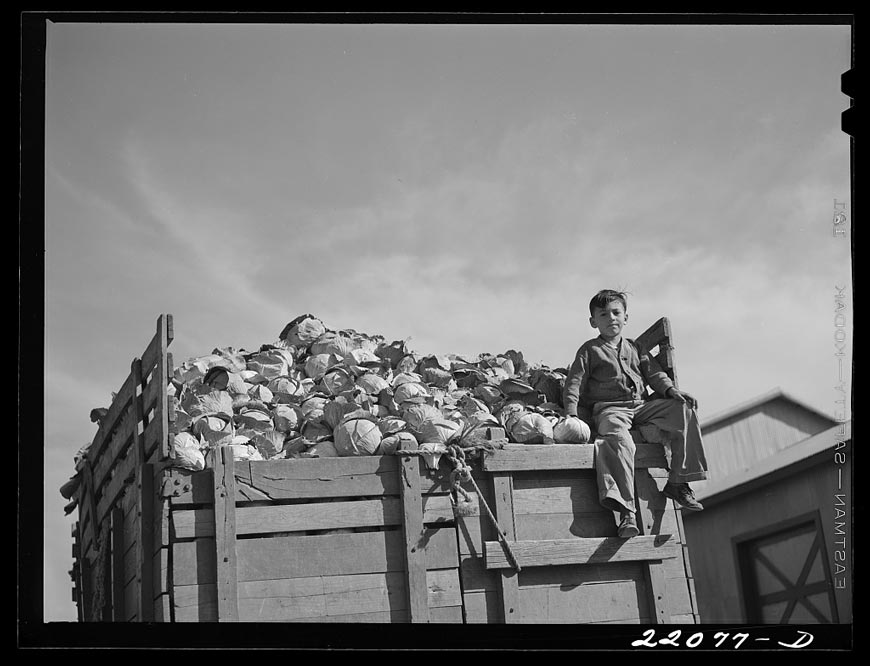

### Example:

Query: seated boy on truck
xmin=562 ymin=289 xmax=708 ymax=538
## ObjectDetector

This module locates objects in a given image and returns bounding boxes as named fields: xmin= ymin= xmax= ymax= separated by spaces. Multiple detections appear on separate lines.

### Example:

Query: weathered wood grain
xmin=174 ymin=568 xmax=461 ymax=623
xmin=171 ymin=527 xmax=459 ymax=587
xmin=481 ymin=443 xmax=668 ymax=472
xmin=170 ymin=495 xmax=455 ymax=539
xmin=399 ymin=455 xmax=429 ymax=622
xmin=236 ymin=457 xmax=400 ymax=499
xmin=492 ymin=472 xmax=520 ymax=623
xmin=484 ymin=535 xmax=678 ymax=569
xmin=211 ymin=446 xmax=239 ymax=621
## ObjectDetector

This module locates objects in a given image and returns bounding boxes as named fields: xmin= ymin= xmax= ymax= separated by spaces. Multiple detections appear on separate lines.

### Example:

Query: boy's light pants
xmin=592 ymin=398 xmax=708 ymax=514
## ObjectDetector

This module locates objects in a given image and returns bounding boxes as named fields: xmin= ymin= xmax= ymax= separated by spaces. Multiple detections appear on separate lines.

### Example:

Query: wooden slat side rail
xmin=85 ymin=315 xmax=174 ymax=507
xmin=232 ymin=457 xmax=401 ymax=500
xmin=483 ymin=535 xmax=678 ymax=569
xmin=171 ymin=528 xmax=458 ymax=587
xmin=85 ymin=313 xmax=172 ymax=470
xmin=131 ymin=358 xmax=154 ymax=622
xmin=482 ymin=443 xmax=667 ymax=472
xmin=94 ymin=446 xmax=137 ymax=529
xmin=399 ymin=454 xmax=430 ymax=623
xmin=140 ymin=313 xmax=174 ymax=385
xmin=174 ymin=569 xmax=463 ymax=623
xmin=171 ymin=495 xmax=455 ymax=539
xmin=85 ymin=373 xmax=137 ymax=467
xmin=635 ymin=317 xmax=667 ymax=354
xmin=492 ymin=472 xmax=520 ymax=623
xmin=211 ymin=445 xmax=239 ymax=621
xmin=90 ymin=408 xmax=138 ymax=501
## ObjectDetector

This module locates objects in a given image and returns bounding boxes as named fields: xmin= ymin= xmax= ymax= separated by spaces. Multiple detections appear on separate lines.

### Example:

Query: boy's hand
xmin=668 ymin=388 xmax=698 ymax=409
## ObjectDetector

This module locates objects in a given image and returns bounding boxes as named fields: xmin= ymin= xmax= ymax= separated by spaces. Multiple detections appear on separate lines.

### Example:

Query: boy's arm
xmin=563 ymin=347 xmax=593 ymax=423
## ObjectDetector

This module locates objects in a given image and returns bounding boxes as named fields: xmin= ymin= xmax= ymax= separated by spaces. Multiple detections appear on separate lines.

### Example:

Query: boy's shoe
xmin=663 ymin=482 xmax=704 ymax=511
xmin=617 ymin=511 xmax=639 ymax=538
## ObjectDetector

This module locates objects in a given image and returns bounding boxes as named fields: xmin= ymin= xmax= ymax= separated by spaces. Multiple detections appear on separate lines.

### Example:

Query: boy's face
xmin=590 ymin=300 xmax=628 ymax=340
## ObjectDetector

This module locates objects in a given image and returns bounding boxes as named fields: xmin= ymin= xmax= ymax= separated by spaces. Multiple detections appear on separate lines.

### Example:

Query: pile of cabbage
xmin=166 ymin=314 xmax=591 ymax=471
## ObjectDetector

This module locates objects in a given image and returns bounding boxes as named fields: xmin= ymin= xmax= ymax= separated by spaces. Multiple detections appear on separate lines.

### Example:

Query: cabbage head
xmin=553 ymin=417 xmax=591 ymax=444
xmin=511 ymin=412 xmax=555 ymax=445
xmin=171 ymin=432 xmax=205 ymax=471
xmin=334 ymin=414 xmax=382 ymax=457
xmin=279 ymin=314 xmax=326 ymax=348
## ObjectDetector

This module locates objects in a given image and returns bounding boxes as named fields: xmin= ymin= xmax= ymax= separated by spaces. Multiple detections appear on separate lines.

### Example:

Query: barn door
xmin=738 ymin=514 xmax=838 ymax=623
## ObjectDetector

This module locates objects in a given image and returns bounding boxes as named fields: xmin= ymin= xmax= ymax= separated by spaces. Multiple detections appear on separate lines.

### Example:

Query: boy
xmin=563 ymin=289 xmax=708 ymax=538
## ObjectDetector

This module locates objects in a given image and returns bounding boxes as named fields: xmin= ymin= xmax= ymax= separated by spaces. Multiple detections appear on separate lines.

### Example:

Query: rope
xmin=395 ymin=435 xmax=521 ymax=570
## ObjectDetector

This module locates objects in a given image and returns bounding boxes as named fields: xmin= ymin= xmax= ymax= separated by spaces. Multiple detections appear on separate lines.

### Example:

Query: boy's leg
xmin=593 ymin=403 xmax=638 ymax=514
xmin=633 ymin=399 xmax=708 ymax=484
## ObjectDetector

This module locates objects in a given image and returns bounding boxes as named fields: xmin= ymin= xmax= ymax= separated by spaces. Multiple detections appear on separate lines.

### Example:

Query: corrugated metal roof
xmin=692 ymin=388 xmax=838 ymax=496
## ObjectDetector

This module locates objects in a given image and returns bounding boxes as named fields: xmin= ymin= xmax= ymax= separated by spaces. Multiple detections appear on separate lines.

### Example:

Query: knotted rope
xmin=396 ymin=441 xmax=521 ymax=571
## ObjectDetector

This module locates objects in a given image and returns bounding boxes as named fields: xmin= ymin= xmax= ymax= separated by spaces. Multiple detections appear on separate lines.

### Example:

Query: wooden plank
xmin=153 ymin=593 xmax=171 ymax=622
xmin=153 ymin=545 xmax=170 ymax=599
xmin=140 ymin=371 xmax=163 ymax=422
xmin=457 ymin=504 xmax=621 ymax=555
xmin=86 ymin=371 xmax=137 ymax=467
xmin=164 ymin=468 xmax=214 ymax=505
xmin=165 ymin=459 xmax=456 ymax=506
xmin=644 ymin=561 xmax=672 ymax=624
xmin=240 ymin=568 xmax=460 ymax=622
xmin=635 ymin=317 xmax=668 ymax=354
xmin=513 ymin=477 xmax=603 ymax=513
xmin=516 ymin=512 xmax=620 ymax=540
xmin=171 ymin=526 xmax=458 ymax=587
xmin=484 ymin=535 xmax=679 ymax=569
xmin=462 ymin=590 xmax=501 ymax=624
xmin=95 ymin=446 xmax=137 ymax=529
xmin=132 ymin=357 xmax=155 ymax=623
xmin=111 ymin=507 xmax=126 ymax=621
xmin=482 ymin=443 xmax=667 ymax=472
xmin=91 ymin=407 xmax=138 ymax=496
xmin=236 ymin=457 xmax=401 ymax=500
xmin=174 ymin=569 xmax=463 ymax=623
xmin=664 ymin=574 xmax=694 ymax=618
xmin=273 ymin=606 xmax=464 ymax=623
xmin=142 ymin=418 xmax=163 ymax=467
xmin=170 ymin=495 xmax=455 ymax=539
xmin=123 ymin=563 xmax=138 ymax=622
xmin=211 ymin=446 xmax=239 ymax=621
xmin=172 ymin=584 xmax=218 ymax=622
xmin=154 ymin=315 xmax=171 ymax=461
xmin=398 ymin=454 xmax=429 ymax=623
xmin=635 ymin=467 xmax=676 ymax=624
xmin=516 ymin=577 xmax=645 ymax=623
xmin=492 ymin=472 xmax=520 ymax=623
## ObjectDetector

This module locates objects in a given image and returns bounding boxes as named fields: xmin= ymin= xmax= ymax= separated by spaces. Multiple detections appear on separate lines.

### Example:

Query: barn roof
xmin=692 ymin=419 xmax=851 ymax=505
xmin=701 ymin=387 xmax=836 ymax=431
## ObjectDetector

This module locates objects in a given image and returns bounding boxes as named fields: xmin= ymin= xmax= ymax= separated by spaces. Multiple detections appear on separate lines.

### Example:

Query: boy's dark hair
xmin=589 ymin=289 xmax=628 ymax=316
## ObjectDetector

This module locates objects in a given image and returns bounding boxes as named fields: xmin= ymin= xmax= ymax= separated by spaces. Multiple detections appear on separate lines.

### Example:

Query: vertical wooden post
xmin=399 ymin=454 xmax=429 ymax=623
xmin=212 ymin=445 xmax=239 ymax=621
xmin=111 ymin=507 xmax=126 ymax=621
xmin=634 ymin=469 xmax=671 ymax=624
xmin=155 ymin=314 xmax=173 ymax=462
xmin=492 ymin=472 xmax=520 ymax=623
xmin=132 ymin=358 xmax=155 ymax=622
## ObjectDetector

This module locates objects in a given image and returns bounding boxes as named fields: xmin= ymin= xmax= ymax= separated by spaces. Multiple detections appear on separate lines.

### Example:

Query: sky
xmin=36 ymin=19 xmax=852 ymax=623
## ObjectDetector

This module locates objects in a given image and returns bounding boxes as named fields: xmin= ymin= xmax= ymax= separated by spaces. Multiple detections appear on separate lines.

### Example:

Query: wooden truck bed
xmin=65 ymin=314 xmax=698 ymax=624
